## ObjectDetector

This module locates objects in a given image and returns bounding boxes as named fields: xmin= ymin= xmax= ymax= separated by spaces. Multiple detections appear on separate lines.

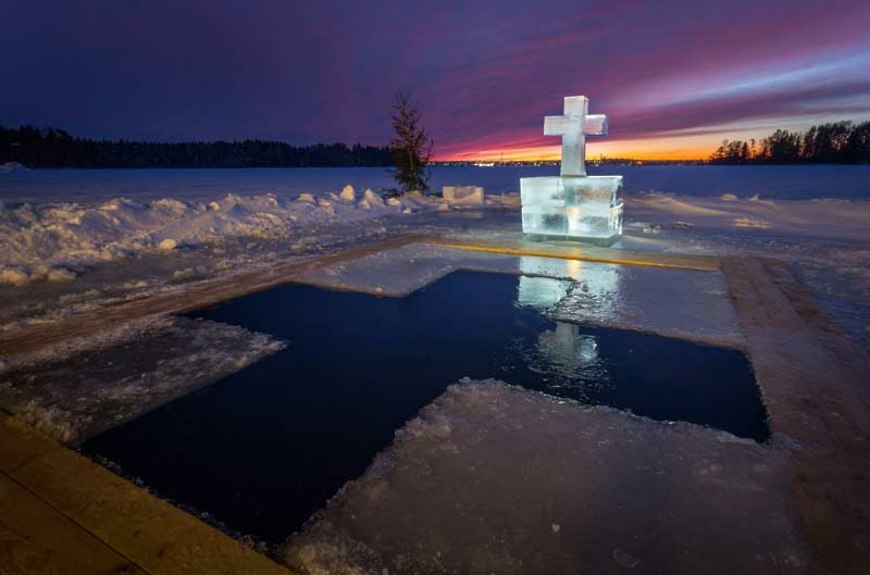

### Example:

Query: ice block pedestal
xmin=521 ymin=96 xmax=624 ymax=244
xmin=521 ymin=175 xmax=623 ymax=241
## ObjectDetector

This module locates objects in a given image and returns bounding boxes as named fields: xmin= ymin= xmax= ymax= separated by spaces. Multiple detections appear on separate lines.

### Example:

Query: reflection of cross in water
xmin=544 ymin=96 xmax=607 ymax=177
xmin=554 ymin=322 xmax=581 ymax=359
xmin=539 ymin=322 xmax=599 ymax=370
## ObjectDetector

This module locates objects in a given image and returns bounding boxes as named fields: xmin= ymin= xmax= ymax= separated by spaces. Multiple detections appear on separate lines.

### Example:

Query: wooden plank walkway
xmin=0 ymin=414 xmax=293 ymax=575
xmin=723 ymin=257 xmax=870 ymax=574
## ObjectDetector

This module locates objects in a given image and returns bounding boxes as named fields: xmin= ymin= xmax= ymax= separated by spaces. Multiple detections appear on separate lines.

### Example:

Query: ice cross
xmin=544 ymin=95 xmax=608 ymax=177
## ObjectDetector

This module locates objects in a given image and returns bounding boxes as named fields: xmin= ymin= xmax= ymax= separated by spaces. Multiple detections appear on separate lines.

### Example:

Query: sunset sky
xmin=1 ymin=0 xmax=869 ymax=161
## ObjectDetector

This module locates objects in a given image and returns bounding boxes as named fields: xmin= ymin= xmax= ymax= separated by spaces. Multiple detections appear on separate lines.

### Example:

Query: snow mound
xmin=0 ymin=190 xmax=444 ymax=285
xmin=0 ymin=264 xmax=77 ymax=285
xmin=361 ymin=189 xmax=384 ymax=209
xmin=157 ymin=238 xmax=178 ymax=251
xmin=339 ymin=185 xmax=355 ymax=202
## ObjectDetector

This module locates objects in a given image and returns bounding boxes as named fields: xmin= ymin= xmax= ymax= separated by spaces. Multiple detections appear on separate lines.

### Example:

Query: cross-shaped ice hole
xmin=544 ymin=96 xmax=608 ymax=177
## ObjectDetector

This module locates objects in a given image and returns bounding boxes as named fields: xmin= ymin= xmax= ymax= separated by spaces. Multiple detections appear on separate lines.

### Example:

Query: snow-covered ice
xmin=294 ymin=243 xmax=518 ymax=297
xmin=284 ymin=380 xmax=807 ymax=575
xmin=626 ymin=191 xmax=870 ymax=243
xmin=0 ymin=316 xmax=284 ymax=444
xmin=620 ymin=191 xmax=870 ymax=347
xmin=0 ymin=167 xmax=867 ymax=570
xmin=539 ymin=259 xmax=744 ymax=348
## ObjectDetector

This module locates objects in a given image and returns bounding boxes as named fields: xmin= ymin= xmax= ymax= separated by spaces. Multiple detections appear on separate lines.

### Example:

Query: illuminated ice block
xmin=520 ymin=96 xmax=624 ymax=243
xmin=521 ymin=175 xmax=623 ymax=240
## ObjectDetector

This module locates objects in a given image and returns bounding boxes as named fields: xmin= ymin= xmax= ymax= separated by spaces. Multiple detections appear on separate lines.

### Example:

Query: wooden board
xmin=0 ymin=415 xmax=293 ymax=575
xmin=0 ymin=473 xmax=144 ymax=575
xmin=723 ymin=256 xmax=870 ymax=574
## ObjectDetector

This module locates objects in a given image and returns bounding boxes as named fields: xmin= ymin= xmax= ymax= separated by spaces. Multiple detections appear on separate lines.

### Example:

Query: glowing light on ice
xmin=517 ymin=256 xmax=621 ymax=317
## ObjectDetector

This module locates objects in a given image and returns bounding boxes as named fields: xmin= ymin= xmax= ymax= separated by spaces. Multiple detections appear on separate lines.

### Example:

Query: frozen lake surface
xmin=83 ymin=271 xmax=765 ymax=543
xmin=1 ymin=164 xmax=869 ymax=204
xmin=0 ymin=162 xmax=863 ymax=571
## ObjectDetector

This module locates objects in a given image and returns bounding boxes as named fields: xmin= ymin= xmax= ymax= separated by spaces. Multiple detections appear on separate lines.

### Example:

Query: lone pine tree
xmin=390 ymin=92 xmax=434 ymax=194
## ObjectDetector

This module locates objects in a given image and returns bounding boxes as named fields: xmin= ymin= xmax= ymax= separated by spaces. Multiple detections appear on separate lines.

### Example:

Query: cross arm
xmin=583 ymin=114 xmax=608 ymax=136
xmin=544 ymin=115 xmax=577 ymax=136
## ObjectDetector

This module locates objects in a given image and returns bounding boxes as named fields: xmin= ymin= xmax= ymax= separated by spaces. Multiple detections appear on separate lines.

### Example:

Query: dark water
xmin=2 ymin=164 xmax=868 ymax=203
xmin=83 ymin=271 xmax=768 ymax=543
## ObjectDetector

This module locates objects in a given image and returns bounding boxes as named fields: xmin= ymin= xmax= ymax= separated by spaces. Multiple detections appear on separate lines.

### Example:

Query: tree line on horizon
xmin=6 ymin=120 xmax=870 ymax=169
xmin=0 ymin=124 xmax=394 ymax=168
xmin=709 ymin=120 xmax=870 ymax=164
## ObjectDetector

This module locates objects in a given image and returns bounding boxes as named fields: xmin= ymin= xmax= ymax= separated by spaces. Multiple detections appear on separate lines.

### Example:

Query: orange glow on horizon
xmin=435 ymin=135 xmax=721 ymax=162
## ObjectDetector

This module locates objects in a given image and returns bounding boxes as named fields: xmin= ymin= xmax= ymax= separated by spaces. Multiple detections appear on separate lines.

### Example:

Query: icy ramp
xmin=285 ymin=380 xmax=807 ymax=575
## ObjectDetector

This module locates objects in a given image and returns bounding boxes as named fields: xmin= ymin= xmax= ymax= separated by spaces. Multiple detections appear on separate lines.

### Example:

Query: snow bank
xmin=0 ymin=190 xmax=444 ymax=285
xmin=0 ymin=162 xmax=27 ymax=173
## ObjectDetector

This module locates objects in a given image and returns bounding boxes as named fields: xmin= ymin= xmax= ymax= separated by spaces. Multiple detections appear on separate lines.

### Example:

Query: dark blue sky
xmin=2 ymin=0 xmax=868 ymax=159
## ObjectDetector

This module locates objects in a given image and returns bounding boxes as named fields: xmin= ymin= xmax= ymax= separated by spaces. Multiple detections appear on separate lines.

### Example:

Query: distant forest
xmin=0 ymin=125 xmax=393 ymax=168
xmin=5 ymin=121 xmax=870 ymax=168
xmin=709 ymin=121 xmax=870 ymax=164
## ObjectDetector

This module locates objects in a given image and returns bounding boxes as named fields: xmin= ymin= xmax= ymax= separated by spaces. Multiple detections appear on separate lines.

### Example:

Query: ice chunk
xmin=442 ymin=185 xmax=485 ymax=206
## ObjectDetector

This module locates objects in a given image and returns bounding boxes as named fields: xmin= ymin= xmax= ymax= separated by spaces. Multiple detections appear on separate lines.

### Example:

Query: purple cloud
xmin=1 ymin=0 xmax=868 ymax=157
